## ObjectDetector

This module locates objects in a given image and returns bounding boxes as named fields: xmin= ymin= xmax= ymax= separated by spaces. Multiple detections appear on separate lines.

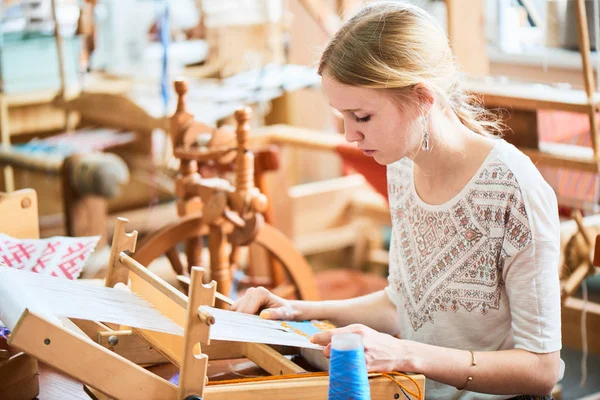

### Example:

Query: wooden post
xmin=446 ymin=0 xmax=489 ymax=78
xmin=208 ymin=225 xmax=231 ymax=300
xmin=233 ymin=107 xmax=254 ymax=214
xmin=0 ymin=98 xmax=14 ymax=192
xmin=50 ymin=0 xmax=73 ymax=133
xmin=575 ymin=0 xmax=599 ymax=162
xmin=173 ymin=80 xmax=204 ymax=275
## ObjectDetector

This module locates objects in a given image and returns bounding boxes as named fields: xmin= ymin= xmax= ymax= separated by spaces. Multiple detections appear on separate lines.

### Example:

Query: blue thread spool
xmin=328 ymin=333 xmax=371 ymax=400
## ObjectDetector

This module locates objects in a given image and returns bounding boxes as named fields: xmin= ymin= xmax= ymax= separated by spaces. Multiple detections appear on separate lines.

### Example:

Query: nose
xmin=344 ymin=121 xmax=364 ymax=144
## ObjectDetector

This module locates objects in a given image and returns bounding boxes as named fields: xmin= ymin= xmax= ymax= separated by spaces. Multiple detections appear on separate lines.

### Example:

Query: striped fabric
xmin=537 ymin=110 xmax=599 ymax=214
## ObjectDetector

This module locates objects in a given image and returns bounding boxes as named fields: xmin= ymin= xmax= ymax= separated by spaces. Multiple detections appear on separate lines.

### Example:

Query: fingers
xmin=230 ymin=287 xmax=271 ymax=315
xmin=260 ymin=304 xmax=298 ymax=320
xmin=310 ymin=324 xmax=366 ymax=346
xmin=323 ymin=343 xmax=332 ymax=358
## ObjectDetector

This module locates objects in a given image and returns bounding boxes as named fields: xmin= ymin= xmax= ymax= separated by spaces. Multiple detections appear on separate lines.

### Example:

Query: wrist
xmin=290 ymin=300 xmax=333 ymax=322
xmin=288 ymin=300 xmax=312 ymax=321
xmin=398 ymin=340 xmax=425 ymax=373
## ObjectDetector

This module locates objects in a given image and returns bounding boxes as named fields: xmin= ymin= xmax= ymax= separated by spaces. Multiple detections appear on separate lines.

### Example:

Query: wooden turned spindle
xmin=234 ymin=107 xmax=255 ymax=213
xmin=174 ymin=78 xmax=189 ymax=114
xmin=209 ymin=225 xmax=232 ymax=299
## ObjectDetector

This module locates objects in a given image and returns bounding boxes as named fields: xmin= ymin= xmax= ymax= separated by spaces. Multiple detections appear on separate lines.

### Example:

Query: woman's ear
xmin=412 ymin=83 xmax=435 ymax=115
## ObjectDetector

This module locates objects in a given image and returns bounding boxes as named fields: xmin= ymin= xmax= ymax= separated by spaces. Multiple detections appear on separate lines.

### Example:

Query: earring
xmin=422 ymin=116 xmax=430 ymax=151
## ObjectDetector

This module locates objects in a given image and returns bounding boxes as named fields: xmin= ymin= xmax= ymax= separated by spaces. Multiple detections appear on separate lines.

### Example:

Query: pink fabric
xmin=537 ymin=110 xmax=599 ymax=213
xmin=0 ymin=234 xmax=100 ymax=280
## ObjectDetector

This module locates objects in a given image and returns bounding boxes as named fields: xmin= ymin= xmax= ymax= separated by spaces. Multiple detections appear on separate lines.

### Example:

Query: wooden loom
xmin=0 ymin=192 xmax=425 ymax=399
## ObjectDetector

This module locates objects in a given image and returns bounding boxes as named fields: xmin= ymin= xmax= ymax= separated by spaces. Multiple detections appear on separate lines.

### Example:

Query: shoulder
xmin=481 ymin=140 xmax=559 ymax=243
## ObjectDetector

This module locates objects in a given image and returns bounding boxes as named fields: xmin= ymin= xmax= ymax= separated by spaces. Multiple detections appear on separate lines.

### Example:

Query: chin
xmin=374 ymin=154 xmax=402 ymax=166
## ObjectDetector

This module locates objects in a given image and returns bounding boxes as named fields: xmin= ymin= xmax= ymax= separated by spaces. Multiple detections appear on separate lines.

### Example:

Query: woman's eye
xmin=354 ymin=115 xmax=371 ymax=123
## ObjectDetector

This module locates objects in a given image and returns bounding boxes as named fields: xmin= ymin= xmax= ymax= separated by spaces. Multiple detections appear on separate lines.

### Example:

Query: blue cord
xmin=157 ymin=0 xmax=170 ymax=115
xmin=399 ymin=386 xmax=412 ymax=400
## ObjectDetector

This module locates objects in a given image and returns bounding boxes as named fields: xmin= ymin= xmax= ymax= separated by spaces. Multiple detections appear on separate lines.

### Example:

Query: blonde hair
xmin=318 ymin=1 xmax=501 ymax=137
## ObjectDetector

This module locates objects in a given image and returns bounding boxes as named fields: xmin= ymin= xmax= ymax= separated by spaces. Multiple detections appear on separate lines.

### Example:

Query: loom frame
xmin=0 ymin=194 xmax=425 ymax=398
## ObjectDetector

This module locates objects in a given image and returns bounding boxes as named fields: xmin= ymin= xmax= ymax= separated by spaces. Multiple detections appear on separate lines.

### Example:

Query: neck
xmin=411 ymin=106 xmax=490 ymax=183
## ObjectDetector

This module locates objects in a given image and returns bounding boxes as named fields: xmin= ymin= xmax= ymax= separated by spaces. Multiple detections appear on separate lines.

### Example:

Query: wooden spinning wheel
xmin=133 ymin=79 xmax=319 ymax=305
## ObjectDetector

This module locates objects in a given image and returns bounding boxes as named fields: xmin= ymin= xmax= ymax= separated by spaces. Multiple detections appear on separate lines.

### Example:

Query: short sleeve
xmin=502 ymin=178 xmax=562 ymax=353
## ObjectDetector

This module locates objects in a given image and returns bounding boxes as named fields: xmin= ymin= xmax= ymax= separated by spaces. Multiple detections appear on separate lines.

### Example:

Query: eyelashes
xmin=354 ymin=115 xmax=371 ymax=123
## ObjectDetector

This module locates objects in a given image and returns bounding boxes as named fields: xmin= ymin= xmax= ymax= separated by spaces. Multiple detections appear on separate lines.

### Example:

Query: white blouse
xmin=385 ymin=139 xmax=562 ymax=399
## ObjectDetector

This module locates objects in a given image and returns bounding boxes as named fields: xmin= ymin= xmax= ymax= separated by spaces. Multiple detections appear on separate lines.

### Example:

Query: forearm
xmin=406 ymin=342 xmax=560 ymax=396
xmin=291 ymin=290 xmax=401 ymax=335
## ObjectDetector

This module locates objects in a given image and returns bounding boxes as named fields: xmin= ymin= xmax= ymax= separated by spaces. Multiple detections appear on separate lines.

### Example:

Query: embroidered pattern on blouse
xmin=387 ymin=160 xmax=532 ymax=331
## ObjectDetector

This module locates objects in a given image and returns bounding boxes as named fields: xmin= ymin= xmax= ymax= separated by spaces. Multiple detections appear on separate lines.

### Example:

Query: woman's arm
xmin=231 ymin=287 xmax=401 ymax=336
xmin=293 ymin=290 xmax=401 ymax=335
xmin=408 ymin=341 xmax=561 ymax=396
xmin=311 ymin=325 xmax=561 ymax=397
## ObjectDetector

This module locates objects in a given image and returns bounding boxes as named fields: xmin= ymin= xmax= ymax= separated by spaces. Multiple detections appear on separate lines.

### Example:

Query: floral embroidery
xmin=387 ymin=160 xmax=532 ymax=331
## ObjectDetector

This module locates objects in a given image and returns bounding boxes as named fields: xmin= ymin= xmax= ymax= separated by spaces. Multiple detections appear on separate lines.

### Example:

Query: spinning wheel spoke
xmin=166 ymin=247 xmax=185 ymax=276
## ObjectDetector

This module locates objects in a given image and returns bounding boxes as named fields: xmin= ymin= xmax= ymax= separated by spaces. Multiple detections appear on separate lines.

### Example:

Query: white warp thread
xmin=0 ymin=267 xmax=323 ymax=349
xmin=0 ymin=267 xmax=183 ymax=335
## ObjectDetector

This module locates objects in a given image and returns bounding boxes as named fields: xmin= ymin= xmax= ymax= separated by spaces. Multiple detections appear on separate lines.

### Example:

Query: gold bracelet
xmin=456 ymin=350 xmax=477 ymax=390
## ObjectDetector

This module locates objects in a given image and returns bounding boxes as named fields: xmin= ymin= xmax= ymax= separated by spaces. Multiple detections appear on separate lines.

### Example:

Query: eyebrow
xmin=327 ymin=102 xmax=363 ymax=112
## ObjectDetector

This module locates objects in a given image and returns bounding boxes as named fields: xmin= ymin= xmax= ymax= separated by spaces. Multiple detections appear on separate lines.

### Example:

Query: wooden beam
xmin=521 ymin=143 xmax=599 ymax=173
xmin=204 ymin=374 xmax=426 ymax=400
xmin=242 ymin=343 xmax=306 ymax=376
xmin=9 ymin=311 xmax=177 ymax=400
xmin=465 ymin=79 xmax=600 ymax=113
xmin=97 ymin=330 xmax=168 ymax=366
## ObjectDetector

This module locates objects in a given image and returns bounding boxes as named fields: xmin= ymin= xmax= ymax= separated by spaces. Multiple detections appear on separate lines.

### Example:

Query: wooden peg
xmin=174 ymin=78 xmax=189 ymax=114
xmin=234 ymin=107 xmax=252 ymax=150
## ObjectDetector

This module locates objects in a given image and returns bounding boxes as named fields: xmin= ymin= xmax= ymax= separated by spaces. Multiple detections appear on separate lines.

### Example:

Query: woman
xmin=232 ymin=2 xmax=563 ymax=398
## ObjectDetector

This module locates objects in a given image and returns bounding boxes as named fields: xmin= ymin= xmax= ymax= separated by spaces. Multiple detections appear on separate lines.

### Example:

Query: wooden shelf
xmin=523 ymin=142 xmax=598 ymax=172
xmin=464 ymin=78 xmax=600 ymax=113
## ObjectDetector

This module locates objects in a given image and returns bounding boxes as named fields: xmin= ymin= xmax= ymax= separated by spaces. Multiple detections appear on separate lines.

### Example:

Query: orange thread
xmin=380 ymin=372 xmax=423 ymax=399
xmin=206 ymin=371 xmax=423 ymax=399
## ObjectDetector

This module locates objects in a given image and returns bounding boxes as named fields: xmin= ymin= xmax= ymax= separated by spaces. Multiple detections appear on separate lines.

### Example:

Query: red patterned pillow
xmin=0 ymin=234 xmax=100 ymax=280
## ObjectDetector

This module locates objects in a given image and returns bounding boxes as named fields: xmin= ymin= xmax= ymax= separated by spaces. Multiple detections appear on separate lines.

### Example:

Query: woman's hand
xmin=310 ymin=324 xmax=412 ymax=373
xmin=230 ymin=286 xmax=302 ymax=320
